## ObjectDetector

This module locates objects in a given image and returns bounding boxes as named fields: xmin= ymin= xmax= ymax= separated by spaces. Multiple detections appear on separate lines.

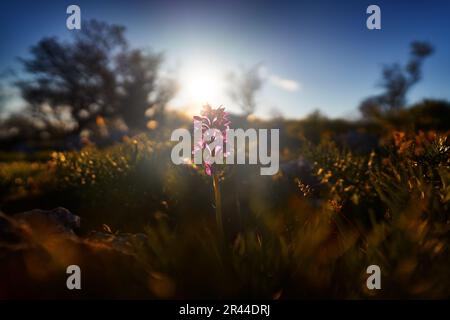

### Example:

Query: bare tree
xmin=0 ymin=84 xmax=6 ymax=115
xmin=227 ymin=64 xmax=264 ymax=115
xmin=359 ymin=41 xmax=434 ymax=118
xmin=0 ymin=71 xmax=13 ymax=115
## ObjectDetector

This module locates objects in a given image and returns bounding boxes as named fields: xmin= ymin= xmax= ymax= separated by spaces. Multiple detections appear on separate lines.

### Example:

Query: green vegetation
xmin=1 ymin=115 xmax=448 ymax=298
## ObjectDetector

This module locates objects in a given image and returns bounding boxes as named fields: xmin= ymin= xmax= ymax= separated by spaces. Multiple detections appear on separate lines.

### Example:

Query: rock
xmin=12 ymin=207 xmax=80 ymax=235
xmin=0 ymin=213 xmax=24 ymax=245
xmin=0 ymin=208 xmax=153 ymax=299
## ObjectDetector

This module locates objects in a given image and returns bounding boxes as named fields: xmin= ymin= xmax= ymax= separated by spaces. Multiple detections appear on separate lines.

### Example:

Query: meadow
xmin=1 ymin=111 xmax=448 ymax=299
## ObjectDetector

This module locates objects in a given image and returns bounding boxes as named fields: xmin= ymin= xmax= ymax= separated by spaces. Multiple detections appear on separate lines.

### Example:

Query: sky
xmin=0 ymin=0 xmax=449 ymax=119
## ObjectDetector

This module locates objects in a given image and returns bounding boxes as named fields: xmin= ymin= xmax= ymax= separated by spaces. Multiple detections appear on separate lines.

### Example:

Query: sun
xmin=179 ymin=63 xmax=224 ymax=107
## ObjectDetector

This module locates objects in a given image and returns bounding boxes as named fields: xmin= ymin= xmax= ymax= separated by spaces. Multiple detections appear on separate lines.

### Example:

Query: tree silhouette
xmin=0 ymin=72 xmax=13 ymax=116
xmin=116 ymin=49 xmax=177 ymax=128
xmin=16 ymin=19 xmax=175 ymax=134
xmin=227 ymin=64 xmax=264 ymax=116
xmin=0 ymin=85 xmax=6 ymax=115
xmin=360 ymin=41 xmax=434 ymax=118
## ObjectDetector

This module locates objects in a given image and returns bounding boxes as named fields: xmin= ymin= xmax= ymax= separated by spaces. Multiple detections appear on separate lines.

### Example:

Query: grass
xmin=0 ymin=129 xmax=449 ymax=298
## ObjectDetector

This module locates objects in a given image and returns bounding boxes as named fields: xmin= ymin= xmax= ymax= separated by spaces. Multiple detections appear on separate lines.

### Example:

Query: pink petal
xmin=205 ymin=163 xmax=212 ymax=176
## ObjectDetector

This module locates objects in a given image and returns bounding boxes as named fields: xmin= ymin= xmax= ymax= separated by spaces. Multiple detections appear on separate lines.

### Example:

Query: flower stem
xmin=212 ymin=173 xmax=224 ymax=240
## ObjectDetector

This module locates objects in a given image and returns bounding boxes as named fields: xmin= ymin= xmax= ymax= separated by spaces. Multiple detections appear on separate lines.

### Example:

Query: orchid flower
xmin=192 ymin=104 xmax=230 ymax=241
xmin=192 ymin=104 xmax=231 ymax=176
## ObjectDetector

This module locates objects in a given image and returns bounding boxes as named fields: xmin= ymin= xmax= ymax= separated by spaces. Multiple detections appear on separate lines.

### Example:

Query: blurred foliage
xmin=0 ymin=126 xmax=449 ymax=298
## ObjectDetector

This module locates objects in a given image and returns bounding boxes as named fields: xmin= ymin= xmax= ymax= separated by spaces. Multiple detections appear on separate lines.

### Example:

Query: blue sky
xmin=1 ymin=0 xmax=449 ymax=118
